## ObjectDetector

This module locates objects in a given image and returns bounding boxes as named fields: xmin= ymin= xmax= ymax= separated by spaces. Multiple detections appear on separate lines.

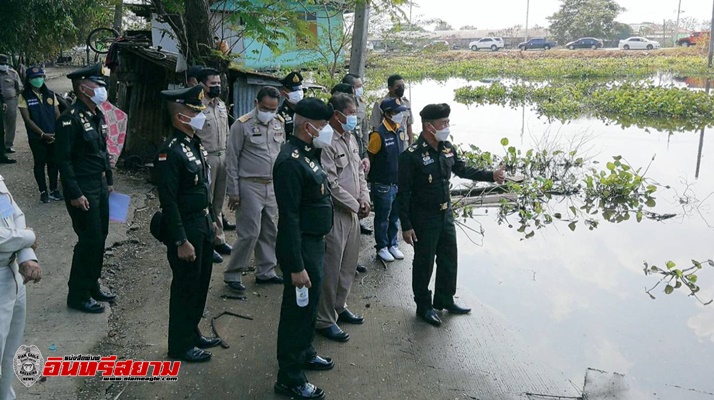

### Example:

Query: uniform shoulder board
xmin=238 ymin=112 xmax=253 ymax=124
xmin=275 ymin=114 xmax=284 ymax=123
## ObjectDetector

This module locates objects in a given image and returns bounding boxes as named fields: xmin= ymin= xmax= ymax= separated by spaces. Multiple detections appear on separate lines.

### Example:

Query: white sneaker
xmin=389 ymin=246 xmax=405 ymax=260
xmin=377 ymin=247 xmax=395 ymax=262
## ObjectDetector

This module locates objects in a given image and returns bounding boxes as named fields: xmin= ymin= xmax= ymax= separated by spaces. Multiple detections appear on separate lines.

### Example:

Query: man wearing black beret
xmin=397 ymin=103 xmax=506 ymax=327
xmin=55 ymin=64 xmax=116 ymax=314
xmin=273 ymin=97 xmax=335 ymax=399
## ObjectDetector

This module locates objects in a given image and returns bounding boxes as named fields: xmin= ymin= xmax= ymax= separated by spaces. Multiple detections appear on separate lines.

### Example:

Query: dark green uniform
xmin=55 ymin=100 xmax=113 ymax=303
xmin=277 ymin=101 xmax=296 ymax=138
xmin=397 ymin=136 xmax=493 ymax=311
xmin=156 ymin=129 xmax=215 ymax=355
xmin=274 ymin=135 xmax=333 ymax=387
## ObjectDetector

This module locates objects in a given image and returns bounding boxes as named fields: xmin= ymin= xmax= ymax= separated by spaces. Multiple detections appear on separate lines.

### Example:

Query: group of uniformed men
xmin=0 ymin=61 xmax=506 ymax=400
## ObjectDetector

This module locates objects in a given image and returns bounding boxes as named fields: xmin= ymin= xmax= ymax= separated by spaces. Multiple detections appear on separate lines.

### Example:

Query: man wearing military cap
xmin=55 ymin=64 xmax=116 ymax=314
xmin=0 ymin=54 xmax=23 ymax=153
xmin=397 ymin=103 xmax=506 ymax=327
xmin=273 ymin=97 xmax=334 ymax=400
xmin=277 ymin=71 xmax=304 ymax=137
xmin=156 ymin=85 xmax=222 ymax=362
xmin=195 ymin=67 xmax=232 ymax=263
xmin=367 ymin=97 xmax=408 ymax=263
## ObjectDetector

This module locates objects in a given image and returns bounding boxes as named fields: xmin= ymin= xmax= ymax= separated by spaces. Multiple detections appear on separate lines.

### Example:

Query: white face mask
xmin=84 ymin=85 xmax=108 ymax=106
xmin=390 ymin=112 xmax=404 ymax=124
xmin=431 ymin=124 xmax=450 ymax=142
xmin=309 ymin=123 xmax=334 ymax=149
xmin=355 ymin=87 xmax=364 ymax=98
xmin=287 ymin=90 xmax=304 ymax=104
xmin=181 ymin=112 xmax=207 ymax=130
xmin=257 ymin=110 xmax=276 ymax=124
xmin=0 ymin=65 xmax=8 ymax=72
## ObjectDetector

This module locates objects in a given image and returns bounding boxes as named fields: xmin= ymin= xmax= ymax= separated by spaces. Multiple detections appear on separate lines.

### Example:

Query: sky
xmin=407 ymin=0 xmax=712 ymax=30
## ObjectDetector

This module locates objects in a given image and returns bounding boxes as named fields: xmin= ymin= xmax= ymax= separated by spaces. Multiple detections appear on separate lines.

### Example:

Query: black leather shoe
xmin=255 ymin=276 xmax=284 ymax=285
xmin=225 ymin=281 xmax=246 ymax=291
xmin=67 ymin=298 xmax=105 ymax=314
xmin=434 ymin=303 xmax=471 ymax=314
xmin=222 ymin=215 xmax=236 ymax=231
xmin=316 ymin=324 xmax=349 ymax=342
xmin=213 ymin=251 xmax=223 ymax=263
xmin=90 ymin=289 xmax=117 ymax=303
xmin=356 ymin=264 xmax=367 ymax=273
xmin=168 ymin=347 xmax=211 ymax=362
xmin=338 ymin=309 xmax=364 ymax=325
xmin=274 ymin=382 xmax=325 ymax=399
xmin=215 ymin=243 xmax=232 ymax=255
xmin=303 ymin=354 xmax=334 ymax=371
xmin=196 ymin=336 xmax=222 ymax=349
xmin=416 ymin=309 xmax=442 ymax=327
xmin=0 ymin=157 xmax=16 ymax=164
xmin=359 ymin=223 xmax=372 ymax=235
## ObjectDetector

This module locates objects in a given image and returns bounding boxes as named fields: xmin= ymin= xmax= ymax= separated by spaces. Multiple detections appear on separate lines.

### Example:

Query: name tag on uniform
xmin=0 ymin=196 xmax=14 ymax=218
xmin=444 ymin=153 xmax=454 ymax=158
xmin=252 ymin=133 xmax=262 ymax=137
xmin=336 ymin=154 xmax=345 ymax=159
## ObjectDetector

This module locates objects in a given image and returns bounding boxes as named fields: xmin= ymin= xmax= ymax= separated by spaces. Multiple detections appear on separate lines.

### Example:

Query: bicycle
xmin=86 ymin=27 xmax=152 ymax=54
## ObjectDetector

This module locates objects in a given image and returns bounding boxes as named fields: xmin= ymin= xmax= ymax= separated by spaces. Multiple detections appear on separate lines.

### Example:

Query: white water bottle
xmin=296 ymin=286 xmax=309 ymax=307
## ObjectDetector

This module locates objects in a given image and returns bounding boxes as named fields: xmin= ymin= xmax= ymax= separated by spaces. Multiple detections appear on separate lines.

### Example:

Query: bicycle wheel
xmin=87 ymin=27 xmax=120 ymax=54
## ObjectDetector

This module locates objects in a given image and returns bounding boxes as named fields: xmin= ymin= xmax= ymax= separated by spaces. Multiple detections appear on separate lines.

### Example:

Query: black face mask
xmin=208 ymin=86 xmax=221 ymax=98
xmin=395 ymin=87 xmax=405 ymax=98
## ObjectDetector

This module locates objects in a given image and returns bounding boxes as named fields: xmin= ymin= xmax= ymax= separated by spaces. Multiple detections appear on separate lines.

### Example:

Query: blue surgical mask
xmin=355 ymin=87 xmax=364 ymax=98
xmin=340 ymin=112 xmax=358 ymax=132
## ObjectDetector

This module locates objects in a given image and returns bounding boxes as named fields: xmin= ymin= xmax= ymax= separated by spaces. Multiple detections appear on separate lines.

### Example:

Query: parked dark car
xmin=565 ymin=37 xmax=604 ymax=50
xmin=518 ymin=38 xmax=557 ymax=50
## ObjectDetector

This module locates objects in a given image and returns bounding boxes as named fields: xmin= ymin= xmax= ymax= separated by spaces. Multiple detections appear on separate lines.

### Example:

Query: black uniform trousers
xmin=411 ymin=208 xmax=459 ymax=311
xmin=276 ymin=234 xmax=325 ymax=387
xmin=66 ymin=179 xmax=109 ymax=302
xmin=29 ymin=138 xmax=59 ymax=193
xmin=166 ymin=214 xmax=214 ymax=354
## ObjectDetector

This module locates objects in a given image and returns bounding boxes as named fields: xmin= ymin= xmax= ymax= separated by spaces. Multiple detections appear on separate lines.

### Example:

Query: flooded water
xmin=406 ymin=79 xmax=714 ymax=398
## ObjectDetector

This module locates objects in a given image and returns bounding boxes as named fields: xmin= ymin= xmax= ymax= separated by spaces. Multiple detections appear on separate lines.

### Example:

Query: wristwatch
xmin=175 ymin=239 xmax=187 ymax=246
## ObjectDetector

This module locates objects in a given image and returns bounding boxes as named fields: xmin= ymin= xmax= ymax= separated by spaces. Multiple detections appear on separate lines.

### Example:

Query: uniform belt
xmin=182 ymin=208 xmax=210 ymax=221
xmin=439 ymin=202 xmax=449 ymax=211
xmin=208 ymin=150 xmax=226 ymax=156
xmin=245 ymin=177 xmax=272 ymax=184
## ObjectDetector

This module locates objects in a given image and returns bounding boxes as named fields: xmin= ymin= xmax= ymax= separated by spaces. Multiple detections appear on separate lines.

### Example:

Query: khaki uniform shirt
xmin=0 ymin=68 xmax=22 ymax=100
xmin=226 ymin=109 xmax=285 ymax=197
xmin=321 ymin=127 xmax=369 ymax=214
xmin=196 ymin=98 xmax=229 ymax=153
xmin=0 ymin=175 xmax=37 ymax=268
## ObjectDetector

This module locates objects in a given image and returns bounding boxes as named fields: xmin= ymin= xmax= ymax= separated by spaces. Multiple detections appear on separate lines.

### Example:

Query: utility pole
xmin=525 ymin=0 xmax=530 ymax=41
xmin=709 ymin=0 xmax=714 ymax=68
xmin=349 ymin=0 xmax=370 ymax=78
xmin=113 ymin=0 xmax=123 ymax=33
xmin=674 ymin=0 xmax=682 ymax=47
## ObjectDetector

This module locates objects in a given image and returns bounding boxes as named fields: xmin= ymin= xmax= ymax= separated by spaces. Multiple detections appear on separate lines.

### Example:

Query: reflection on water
xmin=407 ymin=79 xmax=714 ymax=397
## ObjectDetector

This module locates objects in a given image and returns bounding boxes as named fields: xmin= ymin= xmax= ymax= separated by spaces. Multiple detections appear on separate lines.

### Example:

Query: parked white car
xmin=618 ymin=37 xmax=661 ymax=50
xmin=469 ymin=37 xmax=505 ymax=51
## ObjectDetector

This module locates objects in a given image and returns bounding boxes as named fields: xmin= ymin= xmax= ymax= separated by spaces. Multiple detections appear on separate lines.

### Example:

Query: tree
xmin=433 ymin=20 xmax=453 ymax=31
xmin=0 ymin=0 xmax=113 ymax=63
xmin=460 ymin=25 xmax=477 ymax=30
xmin=612 ymin=22 xmax=633 ymax=40
xmin=547 ymin=0 xmax=625 ymax=44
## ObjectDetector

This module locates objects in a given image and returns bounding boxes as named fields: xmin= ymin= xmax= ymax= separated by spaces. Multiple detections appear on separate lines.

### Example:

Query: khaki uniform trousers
xmin=207 ymin=153 xmax=227 ymax=246
xmin=0 ymin=263 xmax=26 ymax=400
xmin=316 ymin=208 xmax=360 ymax=329
xmin=224 ymin=179 xmax=278 ymax=282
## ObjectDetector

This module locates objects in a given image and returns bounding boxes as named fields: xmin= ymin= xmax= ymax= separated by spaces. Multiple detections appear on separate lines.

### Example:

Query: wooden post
xmin=674 ymin=0 xmax=682 ymax=47
xmin=349 ymin=0 xmax=370 ymax=79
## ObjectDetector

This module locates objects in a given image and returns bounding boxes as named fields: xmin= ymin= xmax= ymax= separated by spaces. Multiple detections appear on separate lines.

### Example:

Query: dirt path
xmin=5 ymin=70 xmax=581 ymax=400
